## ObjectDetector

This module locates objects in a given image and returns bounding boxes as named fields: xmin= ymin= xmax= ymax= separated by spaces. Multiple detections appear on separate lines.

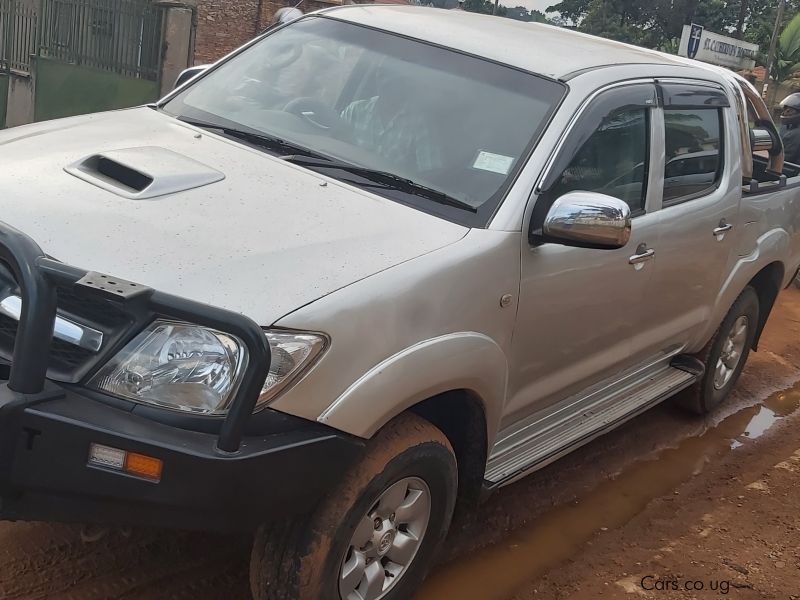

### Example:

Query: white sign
xmin=472 ymin=151 xmax=515 ymax=175
xmin=679 ymin=24 xmax=759 ymax=70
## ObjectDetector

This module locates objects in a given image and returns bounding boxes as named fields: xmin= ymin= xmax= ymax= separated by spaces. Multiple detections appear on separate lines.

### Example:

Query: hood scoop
xmin=65 ymin=147 xmax=224 ymax=199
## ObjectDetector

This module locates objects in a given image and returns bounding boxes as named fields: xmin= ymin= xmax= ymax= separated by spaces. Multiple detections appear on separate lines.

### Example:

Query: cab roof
xmin=324 ymin=5 xmax=691 ymax=80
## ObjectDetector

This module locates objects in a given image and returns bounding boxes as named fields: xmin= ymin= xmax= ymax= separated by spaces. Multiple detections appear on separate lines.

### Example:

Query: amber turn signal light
xmin=88 ymin=443 xmax=163 ymax=482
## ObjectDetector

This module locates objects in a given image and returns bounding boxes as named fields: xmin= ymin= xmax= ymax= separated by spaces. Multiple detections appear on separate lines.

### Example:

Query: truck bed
xmin=746 ymin=155 xmax=800 ymax=195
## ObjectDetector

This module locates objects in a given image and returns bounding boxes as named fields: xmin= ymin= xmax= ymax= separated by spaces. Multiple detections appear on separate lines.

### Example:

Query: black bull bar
xmin=0 ymin=221 xmax=270 ymax=453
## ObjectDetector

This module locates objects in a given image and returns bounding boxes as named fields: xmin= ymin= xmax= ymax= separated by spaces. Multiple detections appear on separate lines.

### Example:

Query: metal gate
xmin=39 ymin=0 xmax=164 ymax=81
xmin=0 ymin=0 xmax=37 ymax=74
xmin=1 ymin=0 xmax=166 ymax=126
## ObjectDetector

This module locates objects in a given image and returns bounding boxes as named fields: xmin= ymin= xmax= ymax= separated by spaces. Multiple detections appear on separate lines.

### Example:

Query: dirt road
xmin=3 ymin=291 xmax=800 ymax=599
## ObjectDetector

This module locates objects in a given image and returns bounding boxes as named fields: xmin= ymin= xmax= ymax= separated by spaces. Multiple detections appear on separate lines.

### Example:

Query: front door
xmin=505 ymin=83 xmax=661 ymax=426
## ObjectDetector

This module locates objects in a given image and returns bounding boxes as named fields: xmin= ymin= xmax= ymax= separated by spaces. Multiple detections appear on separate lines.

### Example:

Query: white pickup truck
xmin=0 ymin=6 xmax=799 ymax=600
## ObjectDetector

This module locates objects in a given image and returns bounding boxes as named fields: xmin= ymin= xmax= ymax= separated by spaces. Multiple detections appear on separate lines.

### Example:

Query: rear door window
xmin=663 ymin=107 xmax=724 ymax=203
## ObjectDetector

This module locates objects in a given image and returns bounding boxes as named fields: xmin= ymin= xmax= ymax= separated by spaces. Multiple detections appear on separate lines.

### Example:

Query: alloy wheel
xmin=339 ymin=477 xmax=431 ymax=600
xmin=713 ymin=315 xmax=749 ymax=390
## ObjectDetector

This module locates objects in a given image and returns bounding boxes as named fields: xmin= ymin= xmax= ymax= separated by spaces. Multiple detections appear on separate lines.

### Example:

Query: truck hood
xmin=0 ymin=108 xmax=468 ymax=324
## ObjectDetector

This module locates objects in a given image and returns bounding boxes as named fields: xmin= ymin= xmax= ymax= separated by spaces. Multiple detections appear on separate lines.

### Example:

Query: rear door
xmin=641 ymin=82 xmax=742 ymax=356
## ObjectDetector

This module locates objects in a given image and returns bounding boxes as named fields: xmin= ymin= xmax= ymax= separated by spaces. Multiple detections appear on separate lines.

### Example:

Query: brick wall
xmin=194 ymin=0 xmax=342 ymax=65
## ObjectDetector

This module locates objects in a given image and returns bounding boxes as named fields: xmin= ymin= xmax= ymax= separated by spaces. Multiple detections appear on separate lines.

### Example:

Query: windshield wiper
xmin=178 ymin=117 xmax=324 ymax=159
xmin=281 ymin=155 xmax=478 ymax=214
xmin=178 ymin=117 xmax=477 ymax=214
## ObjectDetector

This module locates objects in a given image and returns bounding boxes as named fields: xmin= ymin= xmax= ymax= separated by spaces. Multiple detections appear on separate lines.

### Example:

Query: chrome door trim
xmin=629 ymin=246 xmax=655 ymax=264
xmin=713 ymin=222 xmax=734 ymax=236
xmin=0 ymin=294 xmax=103 ymax=352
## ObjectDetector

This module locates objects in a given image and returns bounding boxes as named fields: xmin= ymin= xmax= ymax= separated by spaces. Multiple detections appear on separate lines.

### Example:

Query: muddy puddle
xmin=416 ymin=384 xmax=800 ymax=600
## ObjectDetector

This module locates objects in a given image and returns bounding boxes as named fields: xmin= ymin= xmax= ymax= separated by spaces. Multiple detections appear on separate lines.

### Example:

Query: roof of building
xmin=326 ymin=5 xmax=690 ymax=80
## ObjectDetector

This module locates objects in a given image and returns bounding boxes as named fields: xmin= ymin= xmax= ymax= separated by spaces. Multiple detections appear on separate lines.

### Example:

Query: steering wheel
xmin=284 ymin=97 xmax=341 ymax=131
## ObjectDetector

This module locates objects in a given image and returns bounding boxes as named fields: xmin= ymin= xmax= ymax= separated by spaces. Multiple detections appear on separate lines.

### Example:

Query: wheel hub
xmin=713 ymin=315 xmax=749 ymax=390
xmin=338 ymin=477 xmax=431 ymax=600
xmin=376 ymin=529 xmax=395 ymax=556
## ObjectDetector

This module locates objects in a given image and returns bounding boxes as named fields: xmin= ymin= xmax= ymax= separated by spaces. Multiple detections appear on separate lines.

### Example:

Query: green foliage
xmin=466 ymin=0 xmax=800 ymax=62
xmin=772 ymin=12 xmax=800 ymax=83
xmin=542 ymin=0 xmax=800 ymax=62
xmin=462 ymin=0 xmax=503 ymax=15
xmin=544 ymin=0 xmax=743 ymax=45
xmin=462 ymin=0 xmax=506 ymax=16
xmin=742 ymin=0 xmax=800 ymax=50
xmin=503 ymin=5 xmax=548 ymax=21
xmin=530 ymin=9 xmax=549 ymax=22
xmin=659 ymin=37 xmax=682 ymax=54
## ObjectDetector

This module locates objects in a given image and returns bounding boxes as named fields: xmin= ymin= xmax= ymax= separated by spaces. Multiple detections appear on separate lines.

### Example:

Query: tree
xmin=504 ymin=6 xmax=548 ymax=21
xmin=546 ymin=0 xmax=591 ymax=24
xmin=544 ymin=0 xmax=794 ymax=53
xmin=530 ymin=9 xmax=549 ymax=22
xmin=462 ymin=0 xmax=507 ymax=15
xmin=743 ymin=0 xmax=800 ymax=50
xmin=771 ymin=12 xmax=800 ymax=84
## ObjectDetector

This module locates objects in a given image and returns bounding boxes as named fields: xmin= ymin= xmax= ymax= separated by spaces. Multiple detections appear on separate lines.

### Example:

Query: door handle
xmin=713 ymin=220 xmax=733 ymax=236
xmin=629 ymin=244 xmax=655 ymax=265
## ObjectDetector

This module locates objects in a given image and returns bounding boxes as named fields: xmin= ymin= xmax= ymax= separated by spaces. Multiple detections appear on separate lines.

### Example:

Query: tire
xmin=677 ymin=286 xmax=759 ymax=415
xmin=250 ymin=413 xmax=457 ymax=600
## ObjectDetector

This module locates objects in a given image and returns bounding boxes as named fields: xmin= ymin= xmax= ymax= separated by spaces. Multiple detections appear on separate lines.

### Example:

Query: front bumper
xmin=0 ymin=221 xmax=363 ymax=532
xmin=0 ymin=381 xmax=363 ymax=532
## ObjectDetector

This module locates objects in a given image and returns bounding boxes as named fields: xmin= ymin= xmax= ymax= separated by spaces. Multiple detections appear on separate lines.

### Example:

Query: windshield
xmin=163 ymin=16 xmax=565 ymax=226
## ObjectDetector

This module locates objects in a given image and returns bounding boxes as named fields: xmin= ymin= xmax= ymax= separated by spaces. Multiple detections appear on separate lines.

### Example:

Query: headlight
xmin=89 ymin=320 xmax=248 ymax=414
xmin=89 ymin=320 xmax=326 ymax=415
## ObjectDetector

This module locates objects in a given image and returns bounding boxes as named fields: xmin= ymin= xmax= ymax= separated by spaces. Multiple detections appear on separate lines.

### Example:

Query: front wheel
xmin=678 ymin=286 xmax=759 ymax=414
xmin=250 ymin=413 xmax=457 ymax=600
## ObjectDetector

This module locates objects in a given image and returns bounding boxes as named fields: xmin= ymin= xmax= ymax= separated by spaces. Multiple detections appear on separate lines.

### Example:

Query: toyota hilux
xmin=1 ymin=6 xmax=799 ymax=600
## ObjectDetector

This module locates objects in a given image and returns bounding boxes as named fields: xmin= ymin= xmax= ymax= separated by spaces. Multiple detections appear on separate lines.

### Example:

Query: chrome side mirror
xmin=542 ymin=191 xmax=632 ymax=249
xmin=174 ymin=65 xmax=210 ymax=90
xmin=750 ymin=127 xmax=777 ymax=153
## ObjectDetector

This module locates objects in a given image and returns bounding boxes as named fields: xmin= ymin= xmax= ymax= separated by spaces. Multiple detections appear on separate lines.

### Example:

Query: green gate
xmin=0 ymin=0 xmax=165 ymax=126
xmin=39 ymin=0 xmax=163 ymax=81
xmin=34 ymin=56 xmax=160 ymax=121
xmin=0 ymin=0 xmax=37 ymax=73
xmin=35 ymin=0 xmax=164 ymax=121
xmin=1 ymin=0 xmax=37 ymax=128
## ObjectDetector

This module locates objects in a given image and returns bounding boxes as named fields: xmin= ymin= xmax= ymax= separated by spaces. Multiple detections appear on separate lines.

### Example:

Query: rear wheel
xmin=250 ymin=413 xmax=457 ymax=600
xmin=678 ymin=286 xmax=759 ymax=414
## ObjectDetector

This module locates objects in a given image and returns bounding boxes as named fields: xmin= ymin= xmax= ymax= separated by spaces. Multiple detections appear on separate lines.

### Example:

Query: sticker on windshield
xmin=472 ymin=151 xmax=515 ymax=175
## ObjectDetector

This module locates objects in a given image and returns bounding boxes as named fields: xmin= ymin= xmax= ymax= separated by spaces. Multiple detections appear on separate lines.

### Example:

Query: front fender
xmin=318 ymin=332 xmax=508 ymax=448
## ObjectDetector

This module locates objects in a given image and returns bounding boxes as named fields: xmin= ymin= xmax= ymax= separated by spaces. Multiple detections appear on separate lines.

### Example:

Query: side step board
xmin=484 ymin=364 xmax=699 ymax=486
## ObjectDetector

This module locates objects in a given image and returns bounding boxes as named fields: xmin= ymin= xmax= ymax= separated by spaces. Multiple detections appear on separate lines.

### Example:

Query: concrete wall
xmin=5 ymin=74 xmax=35 ymax=127
xmin=0 ymin=76 xmax=7 ymax=129
xmin=160 ymin=6 xmax=196 ymax=96
xmin=33 ymin=58 xmax=160 ymax=122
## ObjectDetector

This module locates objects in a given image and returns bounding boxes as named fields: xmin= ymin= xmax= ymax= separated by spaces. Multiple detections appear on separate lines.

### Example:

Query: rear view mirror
xmin=749 ymin=120 xmax=784 ymax=177
xmin=542 ymin=191 xmax=632 ymax=250
xmin=174 ymin=65 xmax=210 ymax=90
xmin=750 ymin=126 xmax=778 ymax=153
